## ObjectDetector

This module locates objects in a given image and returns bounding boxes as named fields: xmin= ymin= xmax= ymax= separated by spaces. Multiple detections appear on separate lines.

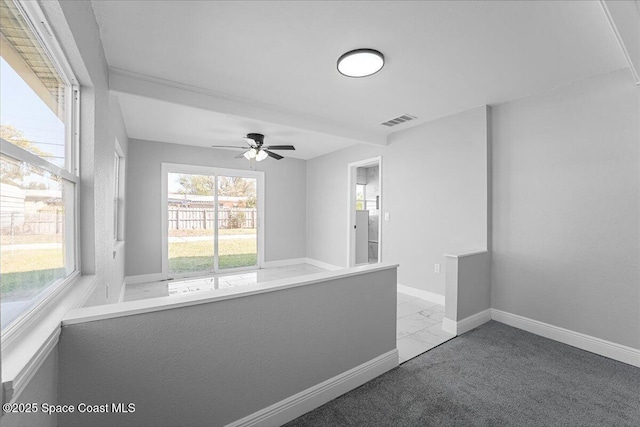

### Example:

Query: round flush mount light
xmin=337 ymin=49 xmax=384 ymax=78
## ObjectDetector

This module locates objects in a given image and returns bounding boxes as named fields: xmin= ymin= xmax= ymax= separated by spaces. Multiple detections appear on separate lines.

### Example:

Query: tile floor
xmin=396 ymin=292 xmax=455 ymax=363
xmin=123 ymin=264 xmax=454 ymax=363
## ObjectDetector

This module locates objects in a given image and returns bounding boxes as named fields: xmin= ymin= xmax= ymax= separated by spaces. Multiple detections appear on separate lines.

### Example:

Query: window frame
xmin=0 ymin=0 xmax=81 ymax=344
xmin=114 ymin=151 xmax=121 ymax=242
xmin=160 ymin=163 xmax=265 ymax=280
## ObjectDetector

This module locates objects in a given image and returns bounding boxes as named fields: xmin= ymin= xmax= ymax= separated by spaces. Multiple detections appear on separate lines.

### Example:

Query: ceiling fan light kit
xmin=212 ymin=133 xmax=296 ymax=161
xmin=255 ymin=150 xmax=268 ymax=161
xmin=243 ymin=148 xmax=257 ymax=160
xmin=337 ymin=48 xmax=384 ymax=78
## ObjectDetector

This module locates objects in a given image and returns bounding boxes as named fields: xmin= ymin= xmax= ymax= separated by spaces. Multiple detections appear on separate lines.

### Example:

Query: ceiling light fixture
xmin=255 ymin=150 xmax=268 ymax=162
xmin=242 ymin=148 xmax=268 ymax=161
xmin=337 ymin=49 xmax=384 ymax=78
xmin=243 ymin=148 xmax=257 ymax=160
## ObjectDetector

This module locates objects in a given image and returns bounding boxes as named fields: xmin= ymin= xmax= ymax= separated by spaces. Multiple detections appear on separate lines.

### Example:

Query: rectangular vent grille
xmin=381 ymin=114 xmax=417 ymax=127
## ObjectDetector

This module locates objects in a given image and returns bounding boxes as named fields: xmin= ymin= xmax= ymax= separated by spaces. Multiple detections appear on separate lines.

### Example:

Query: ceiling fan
xmin=211 ymin=133 xmax=295 ymax=161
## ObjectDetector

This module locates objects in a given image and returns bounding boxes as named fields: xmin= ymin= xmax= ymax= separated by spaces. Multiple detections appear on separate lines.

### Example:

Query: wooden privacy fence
xmin=0 ymin=211 xmax=64 ymax=235
xmin=168 ymin=208 xmax=257 ymax=230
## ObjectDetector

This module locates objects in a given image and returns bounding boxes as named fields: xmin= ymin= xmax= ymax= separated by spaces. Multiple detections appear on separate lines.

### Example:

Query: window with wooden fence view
xmin=1 ymin=0 xmax=78 ymax=331
xmin=167 ymin=173 xmax=257 ymax=275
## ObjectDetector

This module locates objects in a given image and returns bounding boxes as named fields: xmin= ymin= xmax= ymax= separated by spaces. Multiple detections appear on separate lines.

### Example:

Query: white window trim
xmin=1 ymin=0 xmax=81 ymax=334
xmin=114 ymin=152 xmax=120 ymax=242
xmin=160 ymin=163 xmax=266 ymax=279
xmin=17 ymin=0 xmax=78 ymax=87
xmin=1 ymin=0 xmax=85 ymax=404
xmin=113 ymin=139 xmax=125 ymax=261
xmin=2 ymin=275 xmax=98 ymax=404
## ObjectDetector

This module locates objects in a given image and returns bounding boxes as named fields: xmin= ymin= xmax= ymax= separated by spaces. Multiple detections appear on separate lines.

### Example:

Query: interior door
xmin=355 ymin=210 xmax=369 ymax=264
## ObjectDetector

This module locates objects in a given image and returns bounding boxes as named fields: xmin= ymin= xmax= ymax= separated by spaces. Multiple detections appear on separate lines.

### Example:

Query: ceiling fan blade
xmin=264 ymin=149 xmax=284 ymax=160
xmin=235 ymin=151 xmax=248 ymax=159
xmin=211 ymin=145 xmax=247 ymax=150
xmin=264 ymin=145 xmax=295 ymax=150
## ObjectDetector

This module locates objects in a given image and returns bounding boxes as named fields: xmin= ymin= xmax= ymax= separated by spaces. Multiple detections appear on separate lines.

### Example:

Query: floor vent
xmin=381 ymin=114 xmax=416 ymax=127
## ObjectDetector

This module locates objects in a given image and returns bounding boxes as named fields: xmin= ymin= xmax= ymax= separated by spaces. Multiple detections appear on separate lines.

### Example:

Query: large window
xmin=0 ymin=0 xmax=79 ymax=332
xmin=162 ymin=164 xmax=264 ymax=279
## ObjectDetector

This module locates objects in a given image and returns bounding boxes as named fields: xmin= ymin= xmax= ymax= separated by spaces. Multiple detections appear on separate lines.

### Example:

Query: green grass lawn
xmin=0 ymin=234 xmax=63 ymax=245
xmin=169 ymin=228 xmax=256 ymax=237
xmin=1 ymin=249 xmax=65 ymax=296
xmin=1 ymin=232 xmax=258 ymax=296
xmin=168 ymin=237 xmax=257 ymax=273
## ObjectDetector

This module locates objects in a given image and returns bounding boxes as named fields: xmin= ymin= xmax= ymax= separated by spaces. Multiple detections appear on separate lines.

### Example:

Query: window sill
xmin=1 ymin=274 xmax=98 ymax=404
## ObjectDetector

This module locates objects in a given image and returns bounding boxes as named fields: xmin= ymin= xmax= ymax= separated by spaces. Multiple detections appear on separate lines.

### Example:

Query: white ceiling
xmin=116 ymin=92 xmax=356 ymax=160
xmin=92 ymin=0 xmax=626 ymax=159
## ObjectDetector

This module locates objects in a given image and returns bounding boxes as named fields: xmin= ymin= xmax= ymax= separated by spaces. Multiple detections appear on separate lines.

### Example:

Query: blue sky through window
xmin=0 ymin=57 xmax=65 ymax=167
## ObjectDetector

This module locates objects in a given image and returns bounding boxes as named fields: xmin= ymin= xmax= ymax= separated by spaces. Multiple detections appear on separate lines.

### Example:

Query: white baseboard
xmin=491 ymin=309 xmax=640 ymax=368
xmin=226 ymin=349 xmax=398 ymax=427
xmin=458 ymin=309 xmax=492 ymax=335
xmin=304 ymin=258 xmax=342 ymax=271
xmin=441 ymin=309 xmax=492 ymax=336
xmin=262 ymin=258 xmax=307 ymax=268
xmin=124 ymin=273 xmax=164 ymax=285
xmin=442 ymin=317 xmax=457 ymax=335
xmin=397 ymin=284 xmax=445 ymax=306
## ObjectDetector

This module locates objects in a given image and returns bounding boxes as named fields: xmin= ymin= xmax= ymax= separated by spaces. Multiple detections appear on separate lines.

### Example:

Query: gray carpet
xmin=284 ymin=321 xmax=640 ymax=427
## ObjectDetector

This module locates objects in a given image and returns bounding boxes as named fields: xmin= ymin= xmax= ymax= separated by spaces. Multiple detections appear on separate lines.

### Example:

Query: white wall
xmin=82 ymin=94 xmax=129 ymax=306
xmin=125 ymin=139 xmax=307 ymax=277
xmin=491 ymin=69 xmax=639 ymax=349
xmin=306 ymin=106 xmax=489 ymax=295
xmin=46 ymin=1 xmax=129 ymax=308
xmin=58 ymin=268 xmax=397 ymax=426
xmin=109 ymin=95 xmax=129 ymax=302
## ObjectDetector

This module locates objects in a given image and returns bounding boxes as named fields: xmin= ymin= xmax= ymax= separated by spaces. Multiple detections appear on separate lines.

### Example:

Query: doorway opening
xmin=347 ymin=156 xmax=382 ymax=267
xmin=161 ymin=163 xmax=264 ymax=279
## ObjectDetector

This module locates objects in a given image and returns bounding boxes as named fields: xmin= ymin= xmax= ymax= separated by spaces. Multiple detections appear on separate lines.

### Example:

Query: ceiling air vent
xmin=381 ymin=114 xmax=416 ymax=127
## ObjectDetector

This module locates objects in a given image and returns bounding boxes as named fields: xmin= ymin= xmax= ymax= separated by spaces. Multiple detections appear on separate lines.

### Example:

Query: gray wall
xmin=306 ymin=106 xmax=489 ymax=295
xmin=444 ymin=252 xmax=491 ymax=323
xmin=1 ymin=350 xmax=58 ymax=427
xmin=125 ymin=139 xmax=307 ymax=276
xmin=491 ymin=69 xmax=639 ymax=349
xmin=58 ymin=268 xmax=397 ymax=426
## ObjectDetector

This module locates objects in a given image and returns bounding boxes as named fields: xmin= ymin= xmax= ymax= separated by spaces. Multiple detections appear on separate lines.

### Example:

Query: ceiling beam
xmin=600 ymin=0 xmax=640 ymax=85
xmin=108 ymin=67 xmax=388 ymax=146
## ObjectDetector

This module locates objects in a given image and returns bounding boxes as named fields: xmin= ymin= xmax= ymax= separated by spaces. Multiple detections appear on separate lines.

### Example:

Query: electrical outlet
xmin=434 ymin=264 xmax=440 ymax=273
xmin=384 ymin=212 xmax=390 ymax=221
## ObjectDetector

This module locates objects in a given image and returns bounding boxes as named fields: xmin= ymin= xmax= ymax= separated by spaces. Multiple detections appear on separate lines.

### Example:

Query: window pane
xmin=0 ymin=0 xmax=67 ymax=169
xmin=167 ymin=173 xmax=215 ymax=275
xmin=217 ymin=176 xmax=257 ymax=270
xmin=0 ymin=154 xmax=75 ymax=330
